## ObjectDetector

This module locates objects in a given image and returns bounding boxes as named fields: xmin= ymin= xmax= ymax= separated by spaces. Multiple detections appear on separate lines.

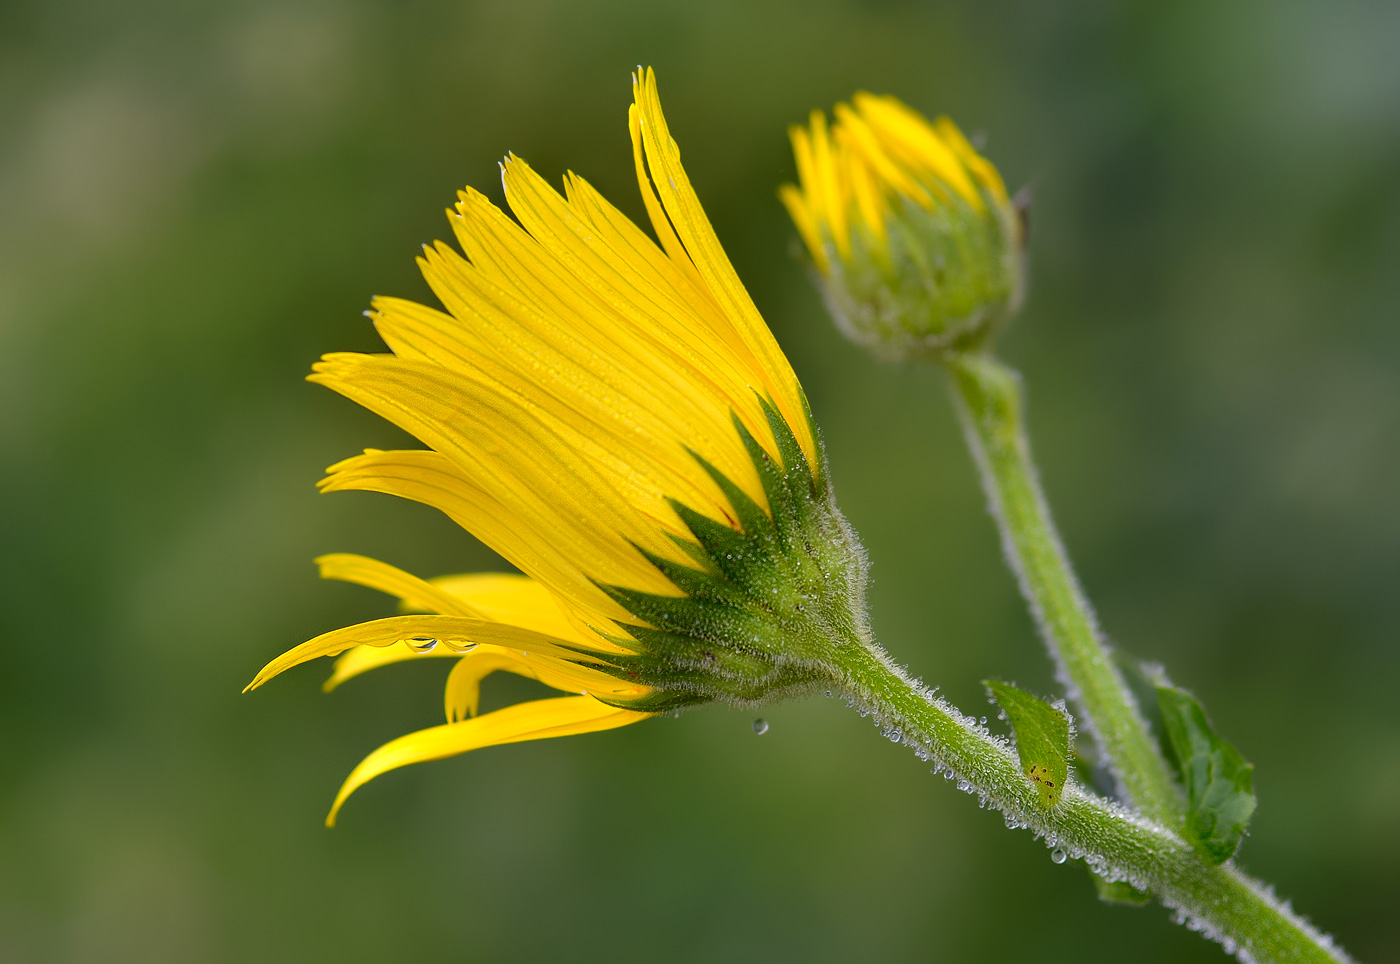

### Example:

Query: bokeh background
xmin=3 ymin=1 xmax=1398 ymax=961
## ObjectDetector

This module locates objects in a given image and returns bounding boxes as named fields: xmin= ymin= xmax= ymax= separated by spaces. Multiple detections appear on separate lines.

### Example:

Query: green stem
xmin=943 ymin=352 xmax=1182 ymax=825
xmin=832 ymin=642 xmax=1350 ymax=964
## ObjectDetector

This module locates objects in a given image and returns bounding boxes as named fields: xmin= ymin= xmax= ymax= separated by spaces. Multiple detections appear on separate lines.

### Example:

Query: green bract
xmin=596 ymin=398 xmax=875 ymax=710
xmin=819 ymin=192 xmax=1025 ymax=360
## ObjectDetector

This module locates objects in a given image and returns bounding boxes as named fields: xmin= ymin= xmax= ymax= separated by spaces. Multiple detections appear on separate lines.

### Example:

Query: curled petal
xmin=441 ymin=644 xmax=646 ymax=722
xmin=245 ymin=615 xmax=596 ymax=693
xmin=326 ymin=696 xmax=653 ymax=825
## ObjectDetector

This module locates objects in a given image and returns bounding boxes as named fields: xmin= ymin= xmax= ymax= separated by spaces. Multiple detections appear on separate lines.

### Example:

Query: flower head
xmin=247 ymin=68 xmax=873 ymax=825
xmin=780 ymin=93 xmax=1025 ymax=360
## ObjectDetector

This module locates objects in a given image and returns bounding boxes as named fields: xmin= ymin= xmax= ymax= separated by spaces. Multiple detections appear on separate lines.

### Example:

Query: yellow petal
xmin=778 ymin=182 xmax=828 ymax=274
xmin=316 ymin=553 xmax=648 ymax=692
xmin=787 ymin=120 xmax=819 ymax=219
xmin=933 ymin=115 xmax=1011 ymax=208
xmin=324 ymin=641 xmax=460 ymax=692
xmin=443 ymin=648 xmax=527 ymax=720
xmin=562 ymin=171 xmax=712 ymax=313
xmin=326 ymin=696 xmax=653 ymax=825
xmin=317 ymin=448 xmax=633 ymax=630
xmin=497 ymin=158 xmax=784 ymax=474
xmin=852 ymin=93 xmax=982 ymax=210
xmin=833 ymin=102 xmax=934 ymax=209
xmin=322 ymin=566 xmax=641 ymax=692
xmin=401 ymin=205 xmax=767 ymax=520
xmin=309 ymin=352 xmax=687 ymax=597
xmin=845 ymin=146 xmax=890 ymax=248
xmin=441 ymin=644 xmax=646 ymax=722
xmin=315 ymin=553 xmax=482 ymax=617
xmin=425 ymin=572 xmax=633 ymax=657
xmin=425 ymin=572 xmax=586 ymax=641
xmin=631 ymin=67 xmax=817 ymax=472
xmin=806 ymin=109 xmax=851 ymax=261
xmin=245 ymin=614 xmax=605 ymax=693
xmin=627 ymin=101 xmax=710 ymax=299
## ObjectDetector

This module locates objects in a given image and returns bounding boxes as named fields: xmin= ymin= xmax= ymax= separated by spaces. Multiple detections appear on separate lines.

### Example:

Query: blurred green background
xmin=2 ymin=0 xmax=1397 ymax=961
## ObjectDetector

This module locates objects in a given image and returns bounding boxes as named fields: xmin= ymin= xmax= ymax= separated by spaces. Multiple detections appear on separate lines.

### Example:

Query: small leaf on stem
xmin=1156 ymin=686 xmax=1257 ymax=865
xmin=985 ymin=680 xmax=1070 ymax=807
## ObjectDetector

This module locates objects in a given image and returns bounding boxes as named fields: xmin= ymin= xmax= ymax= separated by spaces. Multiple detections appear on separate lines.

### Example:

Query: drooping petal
xmin=320 ymin=569 xmax=634 ymax=696
xmin=325 ymin=696 xmax=653 ymax=825
xmin=441 ymin=644 xmax=645 ymax=722
xmin=245 ymin=614 xmax=599 ymax=692
xmin=442 ymin=650 xmax=536 ymax=721
xmin=323 ymin=640 xmax=459 ymax=692
xmin=326 ymin=639 xmax=636 ymax=699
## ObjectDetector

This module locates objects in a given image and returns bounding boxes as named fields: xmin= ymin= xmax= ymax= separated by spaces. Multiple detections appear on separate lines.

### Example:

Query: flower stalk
xmin=943 ymin=350 xmax=1183 ymax=825
xmin=831 ymin=641 xmax=1350 ymax=964
xmin=782 ymin=88 xmax=1352 ymax=962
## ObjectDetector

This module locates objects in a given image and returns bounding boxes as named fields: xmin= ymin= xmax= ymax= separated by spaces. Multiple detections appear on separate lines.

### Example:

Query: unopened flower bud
xmin=780 ymin=93 xmax=1025 ymax=360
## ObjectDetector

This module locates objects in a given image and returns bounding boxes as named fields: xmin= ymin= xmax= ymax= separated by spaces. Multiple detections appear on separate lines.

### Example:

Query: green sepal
xmin=590 ymin=396 xmax=872 ymax=709
xmin=816 ymin=185 xmax=1025 ymax=361
xmin=984 ymin=680 xmax=1070 ymax=807
xmin=1155 ymin=685 xmax=1256 ymax=865
xmin=1091 ymin=873 xmax=1152 ymax=906
xmin=665 ymin=502 xmax=786 ymax=600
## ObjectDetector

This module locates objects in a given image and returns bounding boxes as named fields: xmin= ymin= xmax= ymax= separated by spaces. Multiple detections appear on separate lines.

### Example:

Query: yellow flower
xmin=780 ymin=93 xmax=1024 ymax=359
xmin=247 ymin=68 xmax=874 ymax=826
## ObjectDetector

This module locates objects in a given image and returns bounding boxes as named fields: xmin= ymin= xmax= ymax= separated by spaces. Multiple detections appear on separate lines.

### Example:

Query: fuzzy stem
xmin=942 ymin=351 xmax=1182 ymax=825
xmin=833 ymin=642 xmax=1350 ymax=964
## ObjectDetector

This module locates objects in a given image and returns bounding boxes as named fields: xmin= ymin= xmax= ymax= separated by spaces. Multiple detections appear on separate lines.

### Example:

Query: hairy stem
xmin=832 ymin=642 xmax=1350 ymax=964
xmin=943 ymin=351 xmax=1182 ymax=824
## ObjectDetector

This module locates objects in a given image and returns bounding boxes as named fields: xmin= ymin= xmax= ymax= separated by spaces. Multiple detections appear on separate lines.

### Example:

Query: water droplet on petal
xmin=752 ymin=718 xmax=769 ymax=735
xmin=1051 ymin=848 xmax=1068 ymax=864
xmin=406 ymin=637 xmax=439 ymax=653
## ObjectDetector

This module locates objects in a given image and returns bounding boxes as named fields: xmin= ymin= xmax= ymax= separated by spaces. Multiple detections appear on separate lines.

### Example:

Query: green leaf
xmin=1155 ymin=686 xmax=1256 ymax=865
xmin=1091 ymin=873 xmax=1152 ymax=906
xmin=984 ymin=680 xmax=1070 ymax=807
